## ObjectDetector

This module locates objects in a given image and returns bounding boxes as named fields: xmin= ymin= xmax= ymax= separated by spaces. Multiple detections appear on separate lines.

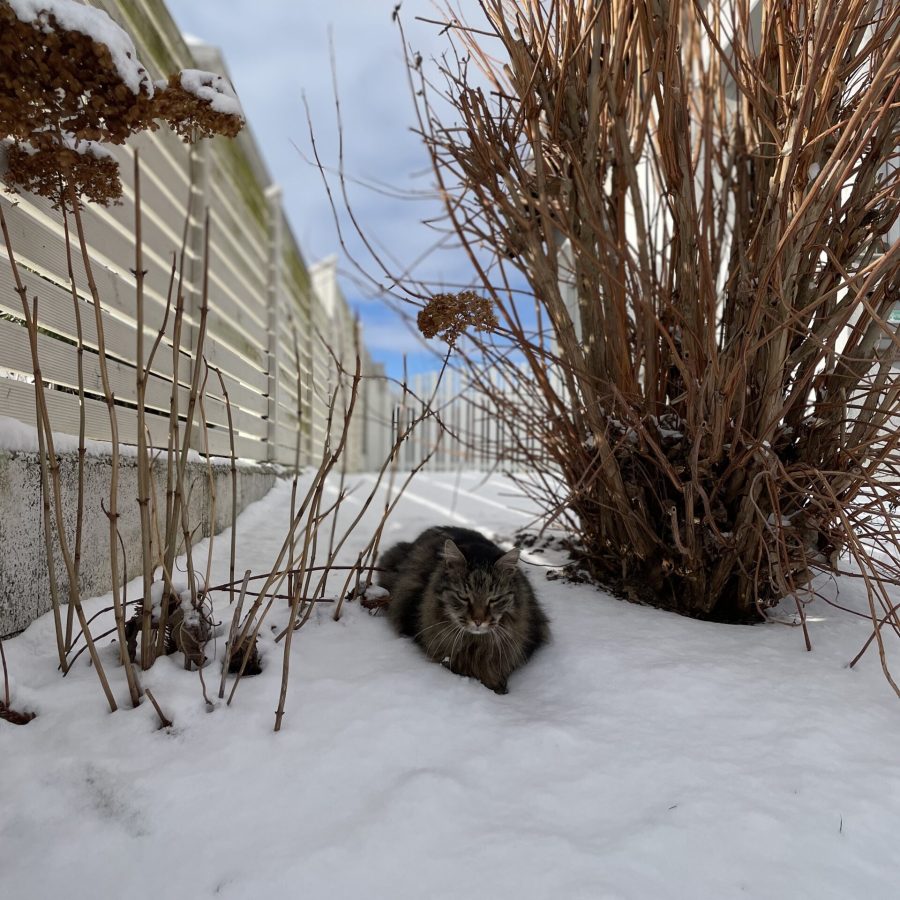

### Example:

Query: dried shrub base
xmin=0 ymin=702 xmax=36 ymax=725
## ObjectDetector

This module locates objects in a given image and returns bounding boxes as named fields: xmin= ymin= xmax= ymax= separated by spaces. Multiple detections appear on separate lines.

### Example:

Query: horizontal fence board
xmin=0 ymin=256 xmax=171 ymax=375
xmin=0 ymin=196 xmax=178 ymax=340
xmin=193 ymin=329 xmax=269 ymax=394
xmin=207 ymin=206 xmax=270 ymax=305
xmin=0 ymin=318 xmax=267 ymax=440
xmin=0 ymin=257 xmax=268 ymax=426
xmin=204 ymin=282 xmax=268 ymax=360
xmin=1 ymin=374 xmax=267 ymax=462
xmin=197 ymin=426 xmax=267 ymax=461
xmin=0 ymin=315 xmax=192 ymax=418
xmin=207 ymin=164 xmax=268 ymax=265
xmin=1 ymin=373 xmax=170 ymax=447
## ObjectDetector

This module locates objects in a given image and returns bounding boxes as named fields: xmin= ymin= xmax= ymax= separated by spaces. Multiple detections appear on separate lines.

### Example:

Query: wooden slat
xmin=1 ymin=196 xmax=271 ymax=395
xmin=205 ymin=301 xmax=267 ymax=370
xmin=208 ymin=162 xmax=268 ymax=264
xmin=0 ymin=195 xmax=176 ymax=339
xmin=208 ymin=203 xmax=270 ymax=300
xmin=206 ymin=241 xmax=268 ymax=335
xmin=1 ymin=374 xmax=170 ymax=447
xmin=0 ymin=257 xmax=269 ymax=420
xmin=208 ymin=186 xmax=267 ymax=275
xmin=0 ymin=315 xmax=188 ymax=416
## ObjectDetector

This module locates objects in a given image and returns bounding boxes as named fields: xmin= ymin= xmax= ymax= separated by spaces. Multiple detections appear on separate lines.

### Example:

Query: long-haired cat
xmin=378 ymin=526 xmax=549 ymax=693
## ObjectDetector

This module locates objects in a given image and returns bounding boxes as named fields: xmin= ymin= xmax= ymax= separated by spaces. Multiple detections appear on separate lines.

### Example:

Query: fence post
xmin=265 ymin=185 xmax=283 ymax=463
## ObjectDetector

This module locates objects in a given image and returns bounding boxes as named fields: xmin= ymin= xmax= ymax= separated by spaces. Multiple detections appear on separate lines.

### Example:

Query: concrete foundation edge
xmin=0 ymin=450 xmax=279 ymax=637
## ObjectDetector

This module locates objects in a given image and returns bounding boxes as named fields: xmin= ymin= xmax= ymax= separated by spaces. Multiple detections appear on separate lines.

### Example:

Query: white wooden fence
xmin=0 ymin=0 xmax=393 ymax=471
xmin=399 ymin=367 xmax=550 ymax=473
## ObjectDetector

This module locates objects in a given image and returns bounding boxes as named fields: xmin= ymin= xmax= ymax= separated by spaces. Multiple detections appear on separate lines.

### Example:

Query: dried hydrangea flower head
xmin=0 ymin=0 xmax=156 ymax=147
xmin=416 ymin=290 xmax=498 ymax=346
xmin=0 ymin=0 xmax=244 ymax=207
xmin=4 ymin=135 xmax=122 ymax=207
xmin=155 ymin=69 xmax=244 ymax=142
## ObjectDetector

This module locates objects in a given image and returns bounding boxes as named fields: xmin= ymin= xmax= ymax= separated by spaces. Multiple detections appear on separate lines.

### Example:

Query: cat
xmin=377 ymin=526 xmax=549 ymax=694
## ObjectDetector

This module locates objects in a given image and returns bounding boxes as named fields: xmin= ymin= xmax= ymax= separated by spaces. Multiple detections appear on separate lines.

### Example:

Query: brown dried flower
xmin=0 ymin=4 xmax=155 ymax=147
xmin=5 ymin=139 xmax=122 ymax=207
xmin=154 ymin=70 xmax=245 ymax=143
xmin=417 ymin=291 xmax=499 ymax=345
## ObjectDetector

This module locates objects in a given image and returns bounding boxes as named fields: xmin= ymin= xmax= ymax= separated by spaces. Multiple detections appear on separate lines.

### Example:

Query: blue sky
xmin=165 ymin=0 xmax=483 ymax=378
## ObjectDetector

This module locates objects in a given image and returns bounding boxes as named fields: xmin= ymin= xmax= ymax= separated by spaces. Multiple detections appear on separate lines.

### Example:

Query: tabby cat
xmin=378 ymin=526 xmax=549 ymax=693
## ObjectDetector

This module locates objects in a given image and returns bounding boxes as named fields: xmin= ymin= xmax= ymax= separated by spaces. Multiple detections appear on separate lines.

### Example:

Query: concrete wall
xmin=0 ymin=449 xmax=277 ymax=637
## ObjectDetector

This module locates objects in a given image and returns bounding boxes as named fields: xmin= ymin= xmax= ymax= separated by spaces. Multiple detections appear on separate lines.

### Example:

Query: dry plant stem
xmin=205 ymin=566 xmax=382 ymax=595
xmin=29 ymin=357 xmax=68 ymax=672
xmin=273 ymin=370 xmax=367 ymax=722
xmin=233 ymin=378 xmax=354 ymax=648
xmin=59 ymin=201 xmax=86 ymax=652
xmin=393 ymin=0 xmax=900 ymax=643
xmin=274 ymin=501 xmax=321 ymax=732
xmin=197 ymin=368 xmax=218 ymax=596
xmin=69 ymin=186 xmax=141 ymax=707
xmin=143 ymin=688 xmax=172 ymax=729
xmin=160 ymin=176 xmax=195 ymax=652
xmin=321 ymin=453 xmax=348 ymax=597
xmin=226 ymin=597 xmax=274 ymax=705
xmin=231 ymin=369 xmax=362 ymax=707
xmin=170 ymin=210 xmax=214 ymax=613
xmin=219 ymin=569 xmax=251 ymax=700
xmin=209 ymin=365 xmax=238 ymax=608
xmin=134 ymin=152 xmax=155 ymax=670
xmin=300 ymin=468 xmax=329 ymax=602
xmin=197 ymin=659 xmax=213 ymax=706
xmin=0 ymin=636 xmax=9 ymax=708
xmin=272 ymin=414 xmax=344 ymax=716
xmin=0 ymin=207 xmax=84 ymax=681
xmin=286 ymin=310 xmax=305 ymax=604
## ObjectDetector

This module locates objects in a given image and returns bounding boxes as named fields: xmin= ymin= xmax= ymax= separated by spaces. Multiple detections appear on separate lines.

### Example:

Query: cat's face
xmin=441 ymin=541 xmax=520 ymax=635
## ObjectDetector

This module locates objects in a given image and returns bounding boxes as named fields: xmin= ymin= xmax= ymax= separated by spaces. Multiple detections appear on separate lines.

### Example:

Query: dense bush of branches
xmin=408 ymin=0 xmax=900 ymax=650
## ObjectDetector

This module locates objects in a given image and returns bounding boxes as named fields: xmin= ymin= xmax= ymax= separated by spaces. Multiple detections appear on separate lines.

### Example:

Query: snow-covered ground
xmin=2 ymin=472 xmax=900 ymax=900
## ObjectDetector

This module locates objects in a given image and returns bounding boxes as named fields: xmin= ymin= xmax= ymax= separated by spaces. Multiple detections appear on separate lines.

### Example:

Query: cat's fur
xmin=378 ymin=526 xmax=549 ymax=693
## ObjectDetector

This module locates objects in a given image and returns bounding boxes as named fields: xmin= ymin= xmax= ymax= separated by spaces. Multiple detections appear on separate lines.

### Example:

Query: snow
xmin=2 ymin=471 xmax=900 ymax=899
xmin=8 ymin=0 xmax=154 ymax=96
xmin=8 ymin=132 xmax=115 ymax=159
xmin=178 ymin=69 xmax=243 ymax=119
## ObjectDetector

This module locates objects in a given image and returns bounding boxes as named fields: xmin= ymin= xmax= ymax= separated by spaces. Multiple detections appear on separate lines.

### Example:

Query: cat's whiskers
xmin=490 ymin=627 xmax=506 ymax=671
xmin=412 ymin=619 xmax=456 ymax=644
xmin=495 ymin=623 xmax=522 ymax=666
xmin=448 ymin=624 xmax=467 ymax=665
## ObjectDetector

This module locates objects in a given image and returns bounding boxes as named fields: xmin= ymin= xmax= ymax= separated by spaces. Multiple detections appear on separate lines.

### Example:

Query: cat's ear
xmin=495 ymin=548 xmax=520 ymax=570
xmin=442 ymin=539 xmax=466 ymax=569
